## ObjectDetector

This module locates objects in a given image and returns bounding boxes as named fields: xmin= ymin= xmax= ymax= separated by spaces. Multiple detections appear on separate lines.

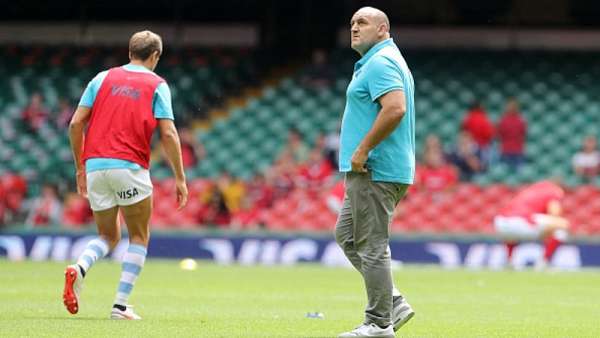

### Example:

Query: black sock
xmin=113 ymin=304 xmax=126 ymax=311
xmin=77 ymin=264 xmax=86 ymax=278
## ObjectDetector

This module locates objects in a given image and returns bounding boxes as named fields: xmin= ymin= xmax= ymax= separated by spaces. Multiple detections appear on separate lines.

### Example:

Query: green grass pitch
xmin=1 ymin=260 xmax=600 ymax=337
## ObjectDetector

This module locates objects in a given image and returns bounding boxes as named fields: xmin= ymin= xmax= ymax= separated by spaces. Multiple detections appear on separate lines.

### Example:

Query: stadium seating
xmin=0 ymin=45 xmax=263 ymax=195
xmin=2 ymin=45 xmax=600 ymax=233
xmin=188 ymin=47 xmax=600 ymax=234
xmin=144 ymin=178 xmax=600 ymax=235
xmin=3 ymin=47 xmax=599 ymax=187
xmin=192 ymin=49 xmax=600 ymax=185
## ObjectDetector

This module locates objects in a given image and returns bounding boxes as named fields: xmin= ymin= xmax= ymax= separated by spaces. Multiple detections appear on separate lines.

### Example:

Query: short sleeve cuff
xmin=372 ymin=86 xmax=403 ymax=102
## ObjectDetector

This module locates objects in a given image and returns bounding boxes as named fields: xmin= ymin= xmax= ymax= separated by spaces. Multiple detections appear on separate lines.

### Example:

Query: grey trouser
xmin=335 ymin=172 xmax=408 ymax=328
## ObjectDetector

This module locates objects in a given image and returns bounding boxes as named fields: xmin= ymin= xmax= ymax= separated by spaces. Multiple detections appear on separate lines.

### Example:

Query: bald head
xmin=353 ymin=7 xmax=390 ymax=31
xmin=350 ymin=7 xmax=391 ymax=56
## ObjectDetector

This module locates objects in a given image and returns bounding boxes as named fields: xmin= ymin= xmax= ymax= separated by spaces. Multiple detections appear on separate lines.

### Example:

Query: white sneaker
xmin=392 ymin=296 xmax=415 ymax=331
xmin=111 ymin=305 xmax=142 ymax=320
xmin=534 ymin=259 xmax=548 ymax=271
xmin=63 ymin=265 xmax=83 ymax=314
xmin=338 ymin=323 xmax=395 ymax=338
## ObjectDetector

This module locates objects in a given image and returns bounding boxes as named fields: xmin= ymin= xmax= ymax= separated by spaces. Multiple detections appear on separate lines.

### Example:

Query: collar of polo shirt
xmin=354 ymin=38 xmax=395 ymax=71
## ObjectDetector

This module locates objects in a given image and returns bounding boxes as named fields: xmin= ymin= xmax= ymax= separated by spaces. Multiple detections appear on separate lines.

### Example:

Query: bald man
xmin=336 ymin=7 xmax=415 ymax=338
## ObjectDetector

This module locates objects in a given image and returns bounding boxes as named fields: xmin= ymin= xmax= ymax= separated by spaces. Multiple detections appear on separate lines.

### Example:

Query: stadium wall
xmin=338 ymin=27 xmax=600 ymax=50
xmin=0 ymin=22 xmax=258 ymax=46
xmin=3 ymin=23 xmax=599 ymax=50
xmin=2 ymin=231 xmax=600 ymax=269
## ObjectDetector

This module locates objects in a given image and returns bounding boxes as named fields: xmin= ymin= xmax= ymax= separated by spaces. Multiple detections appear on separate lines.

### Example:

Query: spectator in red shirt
xmin=497 ymin=98 xmax=527 ymax=169
xmin=297 ymin=149 xmax=334 ymax=190
xmin=231 ymin=173 xmax=274 ymax=229
xmin=245 ymin=173 xmax=274 ymax=210
xmin=26 ymin=183 xmax=62 ymax=227
xmin=415 ymin=136 xmax=458 ymax=193
xmin=267 ymin=150 xmax=297 ymax=200
xmin=461 ymin=100 xmax=494 ymax=163
xmin=22 ymin=92 xmax=50 ymax=133
xmin=1 ymin=173 xmax=27 ymax=224
xmin=62 ymin=192 xmax=94 ymax=227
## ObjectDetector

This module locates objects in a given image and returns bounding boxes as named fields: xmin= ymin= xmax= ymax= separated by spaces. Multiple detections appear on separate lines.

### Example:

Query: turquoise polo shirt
xmin=339 ymin=38 xmax=415 ymax=184
xmin=78 ymin=64 xmax=175 ymax=173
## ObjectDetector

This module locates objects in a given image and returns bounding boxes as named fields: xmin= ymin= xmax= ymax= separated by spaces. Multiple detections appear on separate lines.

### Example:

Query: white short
xmin=87 ymin=168 xmax=153 ymax=211
xmin=493 ymin=214 xmax=552 ymax=239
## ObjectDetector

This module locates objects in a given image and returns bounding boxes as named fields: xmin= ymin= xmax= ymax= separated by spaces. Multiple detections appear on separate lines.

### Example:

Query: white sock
xmin=554 ymin=229 xmax=569 ymax=241
xmin=76 ymin=238 xmax=110 ymax=275
xmin=114 ymin=244 xmax=147 ymax=306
